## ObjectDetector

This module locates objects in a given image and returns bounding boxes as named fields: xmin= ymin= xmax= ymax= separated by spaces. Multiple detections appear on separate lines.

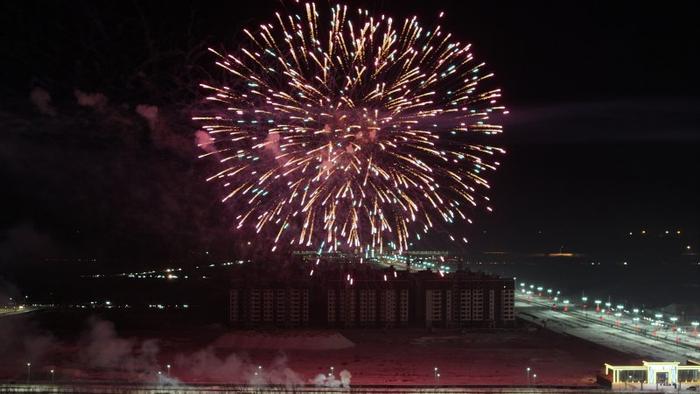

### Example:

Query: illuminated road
xmin=0 ymin=307 xmax=39 ymax=318
xmin=516 ymin=292 xmax=700 ymax=361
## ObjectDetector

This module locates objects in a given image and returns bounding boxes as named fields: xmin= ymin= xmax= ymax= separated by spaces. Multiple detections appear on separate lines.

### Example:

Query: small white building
xmin=604 ymin=361 xmax=700 ymax=390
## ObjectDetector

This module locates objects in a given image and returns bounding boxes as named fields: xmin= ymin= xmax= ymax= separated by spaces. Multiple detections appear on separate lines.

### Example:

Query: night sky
xmin=1 ymin=1 xmax=699 ymax=274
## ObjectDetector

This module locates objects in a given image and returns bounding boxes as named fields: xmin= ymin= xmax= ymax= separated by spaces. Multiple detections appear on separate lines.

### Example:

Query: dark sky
xmin=1 ymin=1 xmax=699 ymax=273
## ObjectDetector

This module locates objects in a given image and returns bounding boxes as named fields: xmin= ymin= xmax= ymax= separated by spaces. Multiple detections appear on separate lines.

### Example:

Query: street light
xmin=532 ymin=373 xmax=537 ymax=385
xmin=166 ymin=364 xmax=171 ymax=376
xmin=50 ymin=369 xmax=55 ymax=383
xmin=26 ymin=362 xmax=31 ymax=384
xmin=526 ymin=367 xmax=531 ymax=385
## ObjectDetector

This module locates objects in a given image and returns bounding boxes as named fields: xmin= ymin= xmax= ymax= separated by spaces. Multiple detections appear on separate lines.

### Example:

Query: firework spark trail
xmin=194 ymin=3 xmax=506 ymax=255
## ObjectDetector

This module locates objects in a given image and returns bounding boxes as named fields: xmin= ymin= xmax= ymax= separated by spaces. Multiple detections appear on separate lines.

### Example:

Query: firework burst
xmin=194 ymin=3 xmax=506 ymax=254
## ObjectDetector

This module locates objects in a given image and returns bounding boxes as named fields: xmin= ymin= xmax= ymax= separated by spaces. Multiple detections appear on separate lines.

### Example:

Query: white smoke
xmin=74 ymin=89 xmax=108 ymax=109
xmin=29 ymin=87 xmax=56 ymax=116
xmin=195 ymin=130 xmax=216 ymax=154
xmin=310 ymin=369 xmax=351 ymax=388
xmin=79 ymin=318 xmax=159 ymax=372
xmin=136 ymin=104 xmax=159 ymax=131
xmin=264 ymin=131 xmax=281 ymax=156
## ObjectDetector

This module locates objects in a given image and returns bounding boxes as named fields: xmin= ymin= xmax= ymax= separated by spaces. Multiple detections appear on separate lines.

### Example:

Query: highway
xmin=516 ymin=291 xmax=700 ymax=361
xmin=0 ymin=306 xmax=39 ymax=318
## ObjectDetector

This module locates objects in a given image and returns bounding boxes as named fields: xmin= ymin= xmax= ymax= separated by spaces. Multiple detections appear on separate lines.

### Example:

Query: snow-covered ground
xmin=0 ymin=311 xmax=639 ymax=387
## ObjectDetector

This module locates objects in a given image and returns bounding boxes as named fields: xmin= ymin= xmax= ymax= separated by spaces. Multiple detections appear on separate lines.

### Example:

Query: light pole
xmin=329 ymin=366 xmax=334 ymax=377
xmin=166 ymin=364 xmax=171 ymax=376
xmin=594 ymin=300 xmax=601 ymax=313
xmin=670 ymin=316 xmax=678 ymax=328
xmin=692 ymin=321 xmax=699 ymax=336
xmin=26 ymin=362 xmax=31 ymax=384
xmin=437 ymin=372 xmax=440 ymax=385
xmin=670 ymin=317 xmax=679 ymax=344
xmin=434 ymin=367 xmax=439 ymax=384
xmin=526 ymin=367 xmax=531 ymax=385
xmin=532 ymin=373 xmax=537 ymax=385
xmin=50 ymin=369 xmax=55 ymax=384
